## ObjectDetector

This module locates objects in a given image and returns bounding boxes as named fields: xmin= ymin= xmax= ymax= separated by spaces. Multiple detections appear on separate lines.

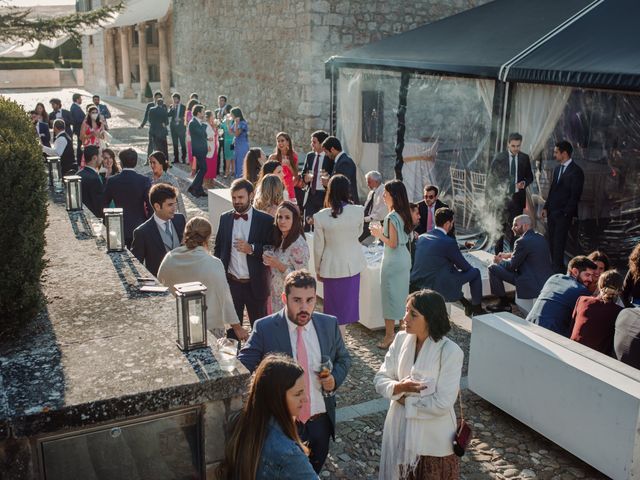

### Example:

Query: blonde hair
xmin=598 ymin=270 xmax=624 ymax=303
xmin=183 ymin=217 xmax=212 ymax=249
xmin=253 ymin=174 xmax=283 ymax=213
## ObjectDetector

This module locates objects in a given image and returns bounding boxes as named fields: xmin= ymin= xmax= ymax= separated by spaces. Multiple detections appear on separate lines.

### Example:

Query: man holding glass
xmin=239 ymin=269 xmax=352 ymax=474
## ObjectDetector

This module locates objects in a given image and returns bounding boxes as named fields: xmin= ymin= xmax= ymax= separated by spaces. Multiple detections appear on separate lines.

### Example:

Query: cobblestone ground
xmin=3 ymin=88 xmax=609 ymax=480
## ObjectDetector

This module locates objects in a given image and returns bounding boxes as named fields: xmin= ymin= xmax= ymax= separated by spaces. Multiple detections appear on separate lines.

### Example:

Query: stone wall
xmin=173 ymin=0 xmax=491 ymax=148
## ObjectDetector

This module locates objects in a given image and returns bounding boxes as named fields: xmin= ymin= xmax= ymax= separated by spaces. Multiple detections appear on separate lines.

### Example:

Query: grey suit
xmin=488 ymin=229 xmax=553 ymax=299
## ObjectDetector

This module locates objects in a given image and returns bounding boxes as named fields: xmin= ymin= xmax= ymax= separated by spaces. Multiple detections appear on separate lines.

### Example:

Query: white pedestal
xmin=207 ymin=188 xmax=232 ymax=235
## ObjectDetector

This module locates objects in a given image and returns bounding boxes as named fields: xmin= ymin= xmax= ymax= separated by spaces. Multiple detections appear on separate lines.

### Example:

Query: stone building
xmin=82 ymin=0 xmax=489 ymax=145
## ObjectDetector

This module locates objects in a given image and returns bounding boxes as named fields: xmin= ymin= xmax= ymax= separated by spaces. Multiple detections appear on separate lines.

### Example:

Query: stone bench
xmin=468 ymin=312 xmax=640 ymax=480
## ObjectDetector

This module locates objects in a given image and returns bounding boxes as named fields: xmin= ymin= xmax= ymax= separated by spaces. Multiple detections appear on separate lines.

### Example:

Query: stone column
xmin=137 ymin=22 xmax=149 ymax=102
xmin=118 ymin=26 xmax=134 ymax=98
xmin=104 ymin=29 xmax=117 ymax=96
xmin=158 ymin=21 xmax=171 ymax=98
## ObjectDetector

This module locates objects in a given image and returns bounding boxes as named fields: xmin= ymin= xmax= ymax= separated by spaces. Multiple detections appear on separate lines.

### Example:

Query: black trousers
xmin=170 ymin=125 xmax=186 ymax=163
xmin=547 ymin=211 xmax=572 ymax=273
xmin=151 ymin=134 xmax=168 ymax=163
xmin=226 ymin=278 xmax=268 ymax=339
xmin=146 ymin=131 xmax=155 ymax=157
xmin=297 ymin=413 xmax=332 ymax=474
xmin=303 ymin=190 xmax=326 ymax=232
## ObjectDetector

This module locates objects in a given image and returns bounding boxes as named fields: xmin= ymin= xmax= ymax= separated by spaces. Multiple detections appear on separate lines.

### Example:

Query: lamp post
xmin=45 ymin=156 xmax=63 ymax=192
xmin=103 ymin=208 xmax=125 ymax=252
xmin=63 ymin=175 xmax=82 ymax=211
xmin=175 ymin=282 xmax=208 ymax=351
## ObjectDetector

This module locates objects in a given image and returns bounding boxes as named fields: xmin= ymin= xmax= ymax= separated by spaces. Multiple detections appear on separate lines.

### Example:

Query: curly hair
xmin=629 ymin=243 xmax=640 ymax=282
xmin=183 ymin=217 xmax=212 ymax=250
xmin=254 ymin=174 xmax=283 ymax=213
xmin=598 ymin=270 xmax=623 ymax=303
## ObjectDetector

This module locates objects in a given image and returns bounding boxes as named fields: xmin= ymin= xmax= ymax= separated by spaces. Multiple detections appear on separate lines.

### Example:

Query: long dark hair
xmin=273 ymin=201 xmax=305 ymax=252
xmin=407 ymin=289 xmax=451 ymax=342
xmin=222 ymin=354 xmax=307 ymax=479
xmin=257 ymin=160 xmax=281 ymax=184
xmin=185 ymin=99 xmax=199 ymax=125
xmin=273 ymin=132 xmax=298 ymax=176
xmin=243 ymin=148 xmax=263 ymax=184
xmin=86 ymin=105 xmax=103 ymax=129
xmin=324 ymin=174 xmax=351 ymax=218
xmin=385 ymin=180 xmax=413 ymax=234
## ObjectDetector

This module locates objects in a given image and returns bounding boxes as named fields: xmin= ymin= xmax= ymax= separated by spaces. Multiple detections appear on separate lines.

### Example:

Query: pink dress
xmin=204 ymin=124 xmax=218 ymax=180
xmin=80 ymin=124 xmax=102 ymax=168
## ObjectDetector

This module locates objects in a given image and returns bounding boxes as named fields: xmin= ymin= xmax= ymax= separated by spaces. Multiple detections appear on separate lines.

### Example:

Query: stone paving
xmin=2 ymin=88 xmax=610 ymax=479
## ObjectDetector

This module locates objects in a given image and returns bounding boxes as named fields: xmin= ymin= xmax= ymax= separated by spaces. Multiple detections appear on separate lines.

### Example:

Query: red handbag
xmin=453 ymin=393 xmax=472 ymax=457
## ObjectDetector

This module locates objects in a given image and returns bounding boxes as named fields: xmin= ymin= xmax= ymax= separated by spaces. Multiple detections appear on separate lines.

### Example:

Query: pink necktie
xmin=427 ymin=207 xmax=434 ymax=232
xmin=296 ymin=325 xmax=311 ymax=423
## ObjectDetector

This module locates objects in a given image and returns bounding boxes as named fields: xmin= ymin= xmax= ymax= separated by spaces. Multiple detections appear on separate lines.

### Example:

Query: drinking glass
xmin=262 ymin=245 xmax=275 ymax=265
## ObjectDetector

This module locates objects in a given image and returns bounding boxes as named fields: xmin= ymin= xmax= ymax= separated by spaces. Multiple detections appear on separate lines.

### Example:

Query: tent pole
xmin=330 ymin=64 xmax=337 ymax=136
xmin=394 ymin=72 xmax=410 ymax=180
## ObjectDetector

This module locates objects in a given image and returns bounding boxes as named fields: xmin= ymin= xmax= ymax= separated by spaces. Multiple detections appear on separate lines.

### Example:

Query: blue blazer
xmin=69 ymin=103 xmax=85 ymax=135
xmin=334 ymin=152 xmax=359 ymax=204
xmin=77 ymin=167 xmax=104 ymax=219
xmin=37 ymin=121 xmax=51 ymax=147
xmin=188 ymin=117 xmax=208 ymax=156
xmin=501 ymin=230 xmax=553 ymax=299
xmin=526 ymin=274 xmax=591 ymax=337
xmin=103 ymin=170 xmax=152 ymax=242
xmin=544 ymin=161 xmax=584 ymax=218
xmin=238 ymin=309 xmax=352 ymax=437
xmin=410 ymin=228 xmax=475 ymax=301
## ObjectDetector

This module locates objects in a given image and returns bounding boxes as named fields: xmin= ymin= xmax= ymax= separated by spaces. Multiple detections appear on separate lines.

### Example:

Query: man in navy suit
xmin=31 ymin=110 xmax=50 ymax=147
xmin=48 ymin=98 xmax=73 ymax=137
xmin=487 ymin=214 xmax=553 ymax=312
xmin=103 ymin=148 xmax=152 ymax=247
xmin=139 ymin=91 xmax=164 ymax=157
xmin=542 ymin=140 xmax=584 ymax=273
xmin=131 ymin=184 xmax=186 ymax=277
xmin=70 ymin=93 xmax=85 ymax=160
xmin=415 ymin=184 xmax=456 ymax=238
xmin=239 ymin=270 xmax=352 ymax=474
xmin=526 ymin=256 xmax=597 ymax=337
xmin=214 ymin=179 xmax=274 ymax=338
xmin=168 ymin=92 xmax=187 ymax=164
xmin=410 ymin=208 xmax=484 ymax=316
xmin=148 ymin=98 xmax=169 ymax=162
xmin=301 ymin=130 xmax=332 ymax=230
xmin=76 ymin=145 xmax=104 ymax=218
xmin=322 ymin=136 xmax=359 ymax=204
xmin=188 ymin=104 xmax=208 ymax=197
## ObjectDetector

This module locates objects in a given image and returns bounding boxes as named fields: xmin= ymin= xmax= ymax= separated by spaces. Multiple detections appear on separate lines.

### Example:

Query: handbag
xmin=453 ymin=393 xmax=472 ymax=457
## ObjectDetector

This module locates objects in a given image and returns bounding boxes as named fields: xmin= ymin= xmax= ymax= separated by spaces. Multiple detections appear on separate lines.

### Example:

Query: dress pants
xmin=303 ymin=190 xmax=326 ymax=232
xmin=456 ymin=267 xmax=482 ymax=305
xmin=488 ymin=263 xmax=516 ymax=298
xmin=191 ymin=150 xmax=208 ymax=195
xmin=146 ymin=131 xmax=155 ymax=157
xmin=151 ymin=134 xmax=169 ymax=162
xmin=547 ymin=211 xmax=571 ymax=273
xmin=170 ymin=125 xmax=186 ymax=163
xmin=297 ymin=413 xmax=332 ymax=474
xmin=226 ymin=277 xmax=268 ymax=340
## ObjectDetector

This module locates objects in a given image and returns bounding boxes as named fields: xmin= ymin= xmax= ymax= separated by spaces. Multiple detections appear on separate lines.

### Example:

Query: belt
xmin=227 ymin=273 xmax=250 ymax=284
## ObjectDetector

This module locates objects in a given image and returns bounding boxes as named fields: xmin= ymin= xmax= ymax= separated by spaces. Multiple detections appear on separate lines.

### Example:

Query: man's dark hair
xmin=118 ymin=148 xmax=138 ymax=168
xmin=52 ymin=119 xmax=65 ymax=131
xmin=567 ymin=255 xmax=597 ymax=274
xmin=92 ymin=94 xmax=100 ymax=100
xmin=172 ymin=92 xmax=181 ymax=100
xmin=407 ymin=289 xmax=451 ymax=342
xmin=322 ymin=136 xmax=342 ymax=152
xmin=555 ymin=140 xmax=573 ymax=157
xmin=508 ymin=132 xmax=523 ymax=142
xmin=29 ymin=109 xmax=37 ymax=115
xmin=190 ymin=92 xmax=199 ymax=100
xmin=324 ymin=174 xmax=350 ymax=218
xmin=284 ymin=269 xmax=317 ymax=296
xmin=424 ymin=185 xmax=439 ymax=196
xmin=83 ymin=145 xmax=100 ymax=163
xmin=218 ymin=95 xmax=227 ymax=102
xmin=230 ymin=178 xmax=254 ymax=195
xmin=72 ymin=93 xmax=82 ymax=102
xmin=192 ymin=104 xmax=205 ymax=117
xmin=312 ymin=130 xmax=329 ymax=144
xmin=153 ymin=90 xmax=163 ymax=99
xmin=149 ymin=183 xmax=177 ymax=209
xmin=434 ymin=207 xmax=454 ymax=227
xmin=49 ymin=98 xmax=61 ymax=107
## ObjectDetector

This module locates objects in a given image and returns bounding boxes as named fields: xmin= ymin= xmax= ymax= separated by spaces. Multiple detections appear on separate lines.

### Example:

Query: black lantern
xmin=175 ymin=282 xmax=208 ymax=351
xmin=103 ymin=208 xmax=125 ymax=252
xmin=63 ymin=175 xmax=82 ymax=211
xmin=46 ymin=156 xmax=63 ymax=192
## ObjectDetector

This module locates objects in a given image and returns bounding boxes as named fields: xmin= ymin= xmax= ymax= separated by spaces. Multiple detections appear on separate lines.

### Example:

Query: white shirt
xmin=228 ymin=207 xmax=253 ymax=279
xmin=365 ymin=183 xmax=386 ymax=222
xmin=42 ymin=132 xmax=68 ymax=157
xmin=310 ymin=152 xmax=326 ymax=191
xmin=153 ymin=213 xmax=171 ymax=233
xmin=559 ymin=158 xmax=573 ymax=177
xmin=287 ymin=315 xmax=326 ymax=416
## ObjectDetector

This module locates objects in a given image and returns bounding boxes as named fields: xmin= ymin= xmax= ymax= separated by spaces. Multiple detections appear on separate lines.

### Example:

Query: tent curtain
xmin=476 ymin=78 xmax=495 ymax=118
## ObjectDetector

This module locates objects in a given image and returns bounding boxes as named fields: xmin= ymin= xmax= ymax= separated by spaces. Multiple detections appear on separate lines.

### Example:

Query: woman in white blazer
xmin=374 ymin=289 xmax=463 ymax=480
xmin=313 ymin=174 xmax=366 ymax=335
xmin=157 ymin=217 xmax=248 ymax=341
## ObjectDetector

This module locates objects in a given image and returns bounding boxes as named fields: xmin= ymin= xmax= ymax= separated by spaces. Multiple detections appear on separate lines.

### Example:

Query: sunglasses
xmin=425 ymin=194 xmax=436 ymax=199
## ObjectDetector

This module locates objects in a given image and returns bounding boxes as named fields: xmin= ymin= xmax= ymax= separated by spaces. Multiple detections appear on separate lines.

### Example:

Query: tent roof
xmin=326 ymin=0 xmax=640 ymax=91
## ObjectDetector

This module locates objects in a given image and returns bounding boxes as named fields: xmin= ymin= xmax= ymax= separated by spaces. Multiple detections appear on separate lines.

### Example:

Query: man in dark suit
xmin=42 ymin=119 xmax=76 ymax=174
xmin=139 ymin=91 xmax=164 ymax=157
xmin=301 ymin=130 xmax=332 ymax=230
xmin=70 ymin=93 xmax=85 ymax=160
xmin=188 ymin=104 xmax=208 ymax=197
xmin=526 ymin=256 xmax=597 ymax=337
xmin=91 ymin=94 xmax=111 ymax=128
xmin=486 ymin=214 xmax=553 ymax=312
xmin=148 ymin=98 xmax=169 ymax=162
xmin=131 ymin=184 xmax=186 ymax=277
xmin=214 ymin=94 xmax=228 ymax=120
xmin=48 ymin=98 xmax=73 ymax=137
xmin=103 ymin=148 xmax=152 ymax=248
xmin=410 ymin=208 xmax=484 ymax=316
xmin=322 ymin=136 xmax=359 ymax=204
xmin=239 ymin=270 xmax=351 ymax=473
xmin=415 ymin=184 xmax=456 ymax=238
xmin=542 ymin=140 xmax=584 ymax=273
xmin=76 ymin=145 xmax=104 ymax=218
xmin=488 ymin=132 xmax=534 ymax=254
xmin=31 ymin=110 xmax=50 ymax=147
xmin=168 ymin=92 xmax=187 ymax=164
xmin=214 ymin=179 xmax=273 ymax=339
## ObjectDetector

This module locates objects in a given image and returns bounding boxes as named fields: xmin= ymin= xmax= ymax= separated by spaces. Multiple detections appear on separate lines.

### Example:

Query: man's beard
xmin=234 ymin=203 xmax=250 ymax=214
xmin=288 ymin=309 xmax=311 ymax=326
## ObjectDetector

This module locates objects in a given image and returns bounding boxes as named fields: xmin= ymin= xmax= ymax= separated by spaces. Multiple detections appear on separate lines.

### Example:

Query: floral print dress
xmin=270 ymin=234 xmax=310 ymax=312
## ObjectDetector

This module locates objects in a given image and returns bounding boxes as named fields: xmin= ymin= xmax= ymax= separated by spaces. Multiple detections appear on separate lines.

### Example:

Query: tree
xmin=0 ymin=1 xmax=124 ymax=45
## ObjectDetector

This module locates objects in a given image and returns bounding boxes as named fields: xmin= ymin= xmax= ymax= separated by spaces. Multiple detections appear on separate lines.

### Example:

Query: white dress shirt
xmin=228 ymin=207 xmax=253 ymax=279
xmin=365 ymin=183 xmax=387 ymax=223
xmin=287 ymin=315 xmax=326 ymax=416
xmin=310 ymin=152 xmax=326 ymax=191
xmin=558 ymin=158 xmax=573 ymax=180
xmin=153 ymin=213 xmax=171 ymax=233
xmin=42 ymin=132 xmax=68 ymax=157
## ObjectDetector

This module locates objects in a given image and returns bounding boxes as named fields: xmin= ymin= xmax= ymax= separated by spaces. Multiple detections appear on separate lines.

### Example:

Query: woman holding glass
xmin=263 ymin=202 xmax=310 ymax=312
xmin=374 ymin=289 xmax=463 ymax=480
xmin=370 ymin=180 xmax=413 ymax=349
xmin=268 ymin=132 xmax=299 ymax=204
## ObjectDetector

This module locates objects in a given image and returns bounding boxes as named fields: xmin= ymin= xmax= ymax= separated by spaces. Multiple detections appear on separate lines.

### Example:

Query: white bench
xmin=468 ymin=312 xmax=640 ymax=479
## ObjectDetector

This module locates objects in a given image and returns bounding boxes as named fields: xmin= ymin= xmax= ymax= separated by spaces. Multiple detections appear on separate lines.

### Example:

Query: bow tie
xmin=233 ymin=212 xmax=248 ymax=221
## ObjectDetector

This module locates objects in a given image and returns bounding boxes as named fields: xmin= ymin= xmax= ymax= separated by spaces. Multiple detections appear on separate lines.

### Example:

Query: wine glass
xmin=316 ymin=356 xmax=334 ymax=397
xmin=369 ymin=221 xmax=383 ymax=249
xmin=262 ymin=245 xmax=275 ymax=266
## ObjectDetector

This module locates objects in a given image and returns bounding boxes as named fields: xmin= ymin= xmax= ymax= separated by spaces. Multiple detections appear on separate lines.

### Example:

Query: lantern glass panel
xmin=176 ymin=297 xmax=184 ymax=348
xmin=106 ymin=215 xmax=123 ymax=251
xmin=187 ymin=297 xmax=204 ymax=345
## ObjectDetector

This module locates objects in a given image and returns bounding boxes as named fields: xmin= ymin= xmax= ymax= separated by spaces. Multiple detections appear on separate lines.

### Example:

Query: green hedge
xmin=0 ymin=59 xmax=55 ymax=70
xmin=0 ymin=97 xmax=48 ymax=325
